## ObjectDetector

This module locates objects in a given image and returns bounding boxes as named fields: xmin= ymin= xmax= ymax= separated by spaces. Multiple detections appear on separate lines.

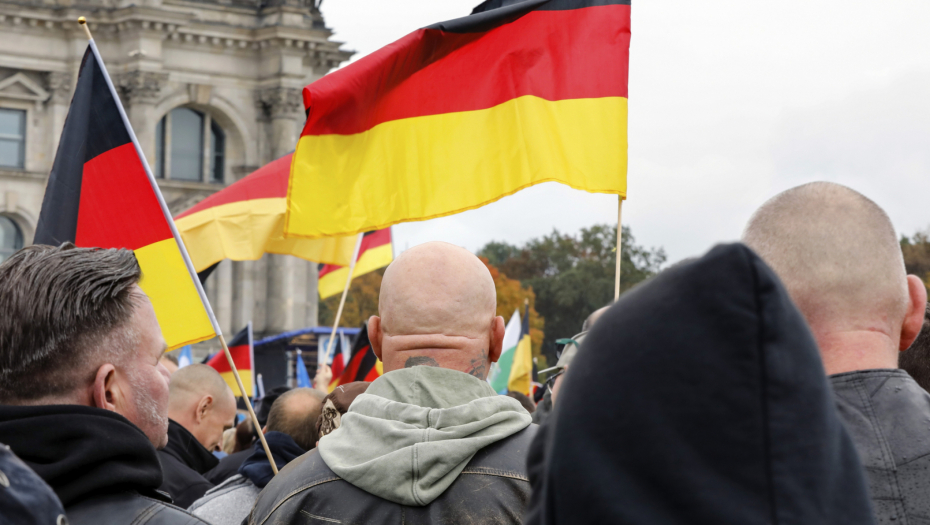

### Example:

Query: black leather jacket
xmin=249 ymin=425 xmax=537 ymax=525
xmin=66 ymin=491 xmax=209 ymax=525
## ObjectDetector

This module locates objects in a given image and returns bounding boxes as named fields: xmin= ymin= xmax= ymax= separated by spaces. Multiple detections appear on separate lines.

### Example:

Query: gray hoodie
xmin=318 ymin=365 xmax=532 ymax=506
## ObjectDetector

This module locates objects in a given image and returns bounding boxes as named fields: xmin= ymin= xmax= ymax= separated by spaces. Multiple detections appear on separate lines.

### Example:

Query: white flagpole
xmin=78 ymin=17 xmax=277 ymax=475
xmin=614 ymin=196 xmax=624 ymax=301
xmin=322 ymin=232 xmax=364 ymax=366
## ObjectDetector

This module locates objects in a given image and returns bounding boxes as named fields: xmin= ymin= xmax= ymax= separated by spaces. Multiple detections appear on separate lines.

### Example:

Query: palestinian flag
xmin=318 ymin=228 xmax=393 ymax=300
xmin=284 ymin=0 xmax=630 ymax=239
xmin=329 ymin=325 xmax=382 ymax=391
xmin=34 ymin=43 xmax=214 ymax=350
xmin=174 ymin=153 xmax=358 ymax=273
xmin=207 ymin=323 xmax=253 ymax=397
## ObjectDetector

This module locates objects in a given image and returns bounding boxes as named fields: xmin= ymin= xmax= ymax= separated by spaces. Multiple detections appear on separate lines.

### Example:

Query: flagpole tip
xmin=77 ymin=17 xmax=93 ymax=40
xmin=77 ymin=16 xmax=86 ymax=24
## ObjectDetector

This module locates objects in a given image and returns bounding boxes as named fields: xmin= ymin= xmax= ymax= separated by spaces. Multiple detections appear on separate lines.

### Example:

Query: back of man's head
xmin=743 ymin=182 xmax=927 ymax=373
xmin=168 ymin=364 xmax=237 ymax=451
xmin=0 ymin=244 xmax=142 ymax=402
xmin=266 ymin=388 xmax=326 ymax=451
xmin=899 ymin=303 xmax=930 ymax=391
xmin=368 ymin=241 xmax=505 ymax=379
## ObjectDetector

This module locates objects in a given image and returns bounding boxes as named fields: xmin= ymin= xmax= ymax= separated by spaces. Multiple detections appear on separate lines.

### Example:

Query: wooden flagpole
xmin=78 ymin=17 xmax=278 ymax=475
xmin=614 ymin=196 xmax=624 ymax=301
xmin=321 ymin=232 xmax=365 ymax=367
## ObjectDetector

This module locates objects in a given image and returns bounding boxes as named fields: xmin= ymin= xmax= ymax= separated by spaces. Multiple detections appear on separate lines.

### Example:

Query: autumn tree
xmin=480 ymin=257 xmax=546 ymax=366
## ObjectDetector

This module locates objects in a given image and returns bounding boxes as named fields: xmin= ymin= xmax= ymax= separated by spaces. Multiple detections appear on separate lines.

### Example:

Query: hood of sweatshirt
xmin=0 ymin=404 xmax=164 ymax=507
xmin=526 ymin=243 xmax=875 ymax=525
xmin=318 ymin=365 xmax=532 ymax=506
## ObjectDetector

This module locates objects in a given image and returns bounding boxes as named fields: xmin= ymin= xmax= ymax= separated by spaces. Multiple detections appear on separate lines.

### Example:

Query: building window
xmin=0 ymin=216 xmax=23 ymax=263
xmin=0 ymin=108 xmax=26 ymax=169
xmin=155 ymin=107 xmax=225 ymax=183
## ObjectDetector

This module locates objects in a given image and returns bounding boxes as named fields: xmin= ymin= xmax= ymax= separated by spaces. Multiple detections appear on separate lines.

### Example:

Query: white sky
xmin=320 ymin=0 xmax=930 ymax=264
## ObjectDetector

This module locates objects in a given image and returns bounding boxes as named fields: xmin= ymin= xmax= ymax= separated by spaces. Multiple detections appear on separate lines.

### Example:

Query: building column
xmin=116 ymin=71 xmax=169 ymax=164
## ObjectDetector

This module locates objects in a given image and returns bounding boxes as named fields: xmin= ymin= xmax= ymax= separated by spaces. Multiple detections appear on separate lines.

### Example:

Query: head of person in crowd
xmin=316 ymin=381 xmax=370 ymax=440
xmin=167 ymin=364 xmax=237 ymax=452
xmin=742 ymin=182 xmax=927 ymax=375
xmin=233 ymin=417 xmax=255 ymax=453
xmin=0 ymin=244 xmax=171 ymax=448
xmin=0 ymin=443 xmax=68 ymax=525
xmin=898 ymin=302 xmax=930 ymax=391
xmin=526 ymin=243 xmax=874 ymax=524
xmin=263 ymin=387 xmax=326 ymax=451
xmin=368 ymin=241 xmax=505 ymax=378
xmin=160 ymin=353 xmax=179 ymax=375
xmin=505 ymin=390 xmax=535 ymax=413
xmin=256 ymin=385 xmax=291 ymax=429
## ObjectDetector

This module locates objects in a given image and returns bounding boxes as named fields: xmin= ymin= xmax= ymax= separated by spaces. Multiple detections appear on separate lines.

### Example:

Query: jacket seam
xmin=460 ymin=469 xmax=529 ymax=482
xmin=255 ymin=477 xmax=342 ymax=525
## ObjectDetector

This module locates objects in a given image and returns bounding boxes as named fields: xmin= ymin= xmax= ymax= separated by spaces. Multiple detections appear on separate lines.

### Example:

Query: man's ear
xmin=92 ymin=364 xmax=119 ymax=411
xmin=195 ymin=395 xmax=213 ymax=424
xmin=489 ymin=316 xmax=506 ymax=363
xmin=900 ymin=275 xmax=928 ymax=350
xmin=369 ymin=316 xmax=383 ymax=360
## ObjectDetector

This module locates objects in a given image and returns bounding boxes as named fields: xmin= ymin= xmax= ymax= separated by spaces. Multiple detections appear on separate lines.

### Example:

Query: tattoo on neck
xmin=404 ymin=356 xmax=440 ymax=368
xmin=466 ymin=349 xmax=489 ymax=379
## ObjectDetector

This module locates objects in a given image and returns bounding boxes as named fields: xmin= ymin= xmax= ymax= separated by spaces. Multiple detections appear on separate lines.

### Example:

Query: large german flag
xmin=318 ymin=228 xmax=393 ymax=300
xmin=285 ymin=0 xmax=630 ymax=239
xmin=175 ymin=153 xmax=358 ymax=273
xmin=34 ymin=44 xmax=215 ymax=350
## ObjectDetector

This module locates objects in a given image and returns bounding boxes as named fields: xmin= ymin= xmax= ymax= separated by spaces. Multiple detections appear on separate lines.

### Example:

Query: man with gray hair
xmin=0 ymin=244 xmax=210 ymax=525
xmin=158 ymin=363 xmax=237 ymax=508
xmin=249 ymin=242 xmax=535 ymax=525
xmin=743 ymin=182 xmax=928 ymax=523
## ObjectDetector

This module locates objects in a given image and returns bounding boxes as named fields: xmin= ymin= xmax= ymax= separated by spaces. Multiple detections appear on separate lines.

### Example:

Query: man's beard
xmin=126 ymin=367 xmax=169 ymax=449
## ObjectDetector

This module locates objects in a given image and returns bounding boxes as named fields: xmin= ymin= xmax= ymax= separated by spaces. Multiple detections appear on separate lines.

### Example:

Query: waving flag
xmin=508 ymin=302 xmax=533 ymax=395
xmin=488 ymin=309 xmax=522 ymax=393
xmin=285 ymin=0 xmax=630 ymax=239
xmin=329 ymin=325 xmax=382 ymax=391
xmin=175 ymin=153 xmax=358 ymax=272
xmin=34 ymin=44 xmax=214 ymax=349
xmin=318 ymin=228 xmax=393 ymax=299
xmin=207 ymin=323 xmax=254 ymax=397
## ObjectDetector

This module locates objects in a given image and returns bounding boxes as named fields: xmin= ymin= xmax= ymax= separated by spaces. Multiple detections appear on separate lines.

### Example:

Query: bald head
xmin=369 ymin=242 xmax=505 ymax=379
xmin=167 ymin=364 xmax=237 ymax=451
xmin=266 ymin=388 xmax=325 ymax=451
xmin=743 ymin=182 xmax=926 ymax=373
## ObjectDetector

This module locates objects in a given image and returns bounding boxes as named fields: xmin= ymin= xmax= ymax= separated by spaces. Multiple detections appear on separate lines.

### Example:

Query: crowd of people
xmin=1 ymin=181 xmax=929 ymax=524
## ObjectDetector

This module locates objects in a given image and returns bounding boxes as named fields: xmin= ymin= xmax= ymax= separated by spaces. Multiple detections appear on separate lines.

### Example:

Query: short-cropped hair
xmin=0 ymin=244 xmax=142 ymax=402
xmin=266 ymin=388 xmax=325 ymax=451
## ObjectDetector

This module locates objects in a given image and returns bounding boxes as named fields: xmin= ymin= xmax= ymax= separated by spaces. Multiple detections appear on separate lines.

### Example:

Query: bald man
xmin=743 ymin=182 xmax=928 ymax=524
xmin=249 ymin=242 xmax=535 ymax=525
xmin=157 ymin=364 xmax=237 ymax=509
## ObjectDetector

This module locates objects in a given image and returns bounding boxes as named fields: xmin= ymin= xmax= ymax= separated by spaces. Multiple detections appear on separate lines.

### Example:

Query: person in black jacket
xmin=0 ymin=244 xmax=209 ymax=525
xmin=526 ymin=243 xmax=876 ymax=525
xmin=158 ymin=364 xmax=237 ymax=508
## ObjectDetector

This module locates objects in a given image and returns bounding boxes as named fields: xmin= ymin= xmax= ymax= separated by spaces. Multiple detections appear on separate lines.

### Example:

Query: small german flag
xmin=329 ymin=325 xmax=382 ymax=392
xmin=285 ymin=0 xmax=630 ymax=239
xmin=34 ymin=44 xmax=214 ymax=350
xmin=318 ymin=228 xmax=393 ymax=300
xmin=207 ymin=324 xmax=253 ymax=397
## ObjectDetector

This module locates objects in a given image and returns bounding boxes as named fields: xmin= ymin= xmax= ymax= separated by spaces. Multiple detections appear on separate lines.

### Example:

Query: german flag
xmin=318 ymin=228 xmax=393 ymax=300
xmin=329 ymin=325 xmax=382 ymax=392
xmin=34 ymin=44 xmax=215 ymax=350
xmin=175 ymin=153 xmax=359 ymax=273
xmin=207 ymin=324 xmax=253 ymax=397
xmin=285 ymin=0 xmax=630 ymax=239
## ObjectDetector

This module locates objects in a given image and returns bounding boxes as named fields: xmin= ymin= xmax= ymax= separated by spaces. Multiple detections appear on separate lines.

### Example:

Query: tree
xmin=478 ymin=225 xmax=665 ymax=364
xmin=319 ymin=268 xmax=384 ymax=329
xmin=480 ymin=257 xmax=546 ymax=366
xmin=901 ymin=228 xmax=930 ymax=292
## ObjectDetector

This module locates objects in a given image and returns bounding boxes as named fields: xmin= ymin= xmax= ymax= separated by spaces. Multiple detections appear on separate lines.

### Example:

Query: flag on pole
xmin=174 ymin=153 xmax=359 ymax=272
xmin=329 ymin=325 xmax=382 ymax=391
xmin=508 ymin=302 xmax=533 ymax=396
xmin=318 ymin=229 xmax=393 ymax=299
xmin=296 ymin=351 xmax=313 ymax=388
xmin=488 ymin=309 xmax=522 ymax=393
xmin=284 ymin=0 xmax=630 ymax=239
xmin=177 ymin=345 xmax=193 ymax=368
xmin=33 ymin=44 xmax=215 ymax=350
xmin=207 ymin=323 xmax=253 ymax=397
xmin=318 ymin=330 xmax=350 ymax=382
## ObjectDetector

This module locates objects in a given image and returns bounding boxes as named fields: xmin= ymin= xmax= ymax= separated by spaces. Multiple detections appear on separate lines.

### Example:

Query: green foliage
xmin=478 ymin=225 xmax=666 ymax=364
xmin=901 ymin=228 xmax=930 ymax=292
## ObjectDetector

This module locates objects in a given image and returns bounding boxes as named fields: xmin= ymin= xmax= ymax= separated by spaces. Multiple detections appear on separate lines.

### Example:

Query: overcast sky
xmin=320 ymin=0 xmax=930 ymax=264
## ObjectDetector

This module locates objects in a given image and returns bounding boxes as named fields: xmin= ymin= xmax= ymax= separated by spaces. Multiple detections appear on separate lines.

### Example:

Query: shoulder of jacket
xmin=66 ymin=491 xmax=211 ymax=525
xmin=463 ymin=424 xmax=537 ymax=479
xmin=190 ymin=475 xmax=257 ymax=510
xmin=248 ymin=451 xmax=345 ymax=525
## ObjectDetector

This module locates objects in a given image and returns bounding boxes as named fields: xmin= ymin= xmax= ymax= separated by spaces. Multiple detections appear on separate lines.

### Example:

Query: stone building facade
xmin=0 ymin=0 xmax=352 ymax=342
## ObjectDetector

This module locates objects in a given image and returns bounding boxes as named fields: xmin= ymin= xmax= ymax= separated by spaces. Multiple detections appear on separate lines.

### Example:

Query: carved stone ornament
xmin=116 ymin=70 xmax=170 ymax=104
xmin=255 ymin=87 xmax=303 ymax=119
xmin=46 ymin=71 xmax=73 ymax=104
